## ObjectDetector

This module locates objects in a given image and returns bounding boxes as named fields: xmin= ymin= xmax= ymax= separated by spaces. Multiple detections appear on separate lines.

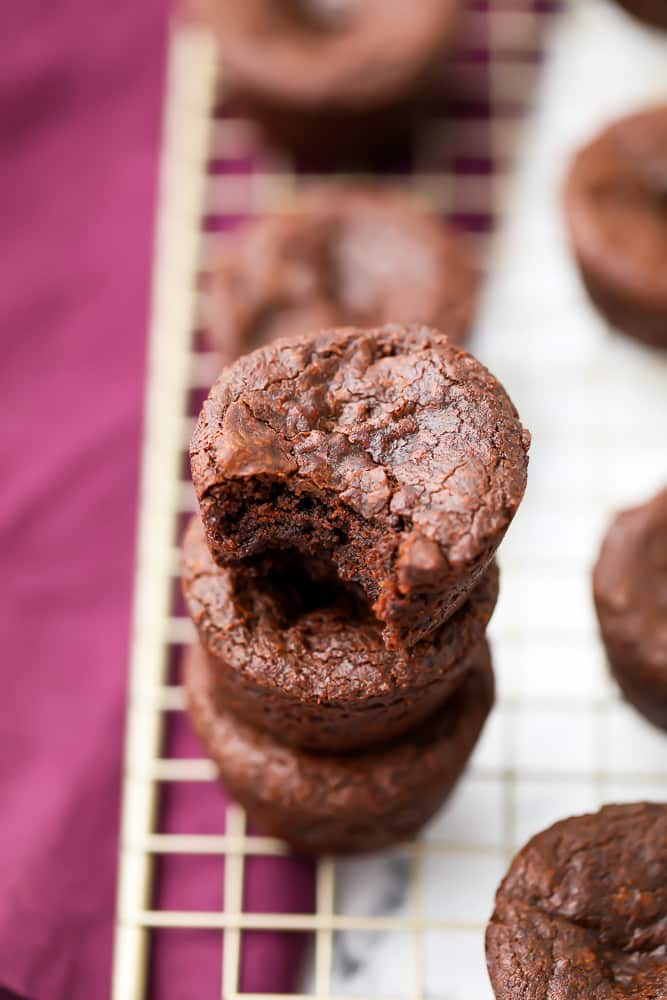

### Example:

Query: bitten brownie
xmin=563 ymin=104 xmax=667 ymax=348
xmin=205 ymin=187 xmax=480 ymax=364
xmin=486 ymin=803 xmax=667 ymax=999
xmin=181 ymin=515 xmax=499 ymax=752
xmin=190 ymin=324 xmax=530 ymax=649
xmin=193 ymin=0 xmax=461 ymax=160
xmin=593 ymin=486 xmax=667 ymax=732
xmin=185 ymin=638 xmax=495 ymax=855
xmin=614 ymin=0 xmax=667 ymax=28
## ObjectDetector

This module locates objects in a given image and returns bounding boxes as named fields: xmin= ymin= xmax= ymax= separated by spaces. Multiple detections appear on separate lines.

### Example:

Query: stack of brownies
xmin=182 ymin=323 xmax=529 ymax=854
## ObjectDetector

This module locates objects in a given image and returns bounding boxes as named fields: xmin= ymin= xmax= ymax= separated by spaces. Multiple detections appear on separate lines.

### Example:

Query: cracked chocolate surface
xmin=564 ymin=105 xmax=667 ymax=348
xmin=593 ymin=486 xmax=667 ymax=732
xmin=181 ymin=515 xmax=498 ymax=751
xmin=191 ymin=324 xmax=530 ymax=648
xmin=206 ymin=187 xmax=479 ymax=364
xmin=486 ymin=803 xmax=667 ymax=1000
xmin=185 ymin=637 xmax=494 ymax=854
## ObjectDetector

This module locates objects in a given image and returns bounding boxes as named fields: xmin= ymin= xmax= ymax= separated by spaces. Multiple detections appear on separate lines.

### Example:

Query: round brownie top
xmin=206 ymin=187 xmax=480 ymax=364
xmin=486 ymin=802 xmax=667 ymax=1000
xmin=186 ymin=636 xmax=493 ymax=812
xmin=564 ymin=104 xmax=667 ymax=308
xmin=195 ymin=0 xmax=461 ymax=109
xmin=593 ymin=486 xmax=667 ymax=678
xmin=182 ymin=515 xmax=498 ymax=703
xmin=191 ymin=324 xmax=530 ymax=583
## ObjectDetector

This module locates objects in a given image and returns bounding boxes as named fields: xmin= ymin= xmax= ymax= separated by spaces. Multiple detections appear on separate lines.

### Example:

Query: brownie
xmin=563 ymin=104 xmax=667 ymax=348
xmin=205 ymin=187 xmax=480 ymax=365
xmin=593 ymin=486 xmax=667 ymax=732
xmin=193 ymin=0 xmax=461 ymax=162
xmin=190 ymin=324 xmax=530 ymax=649
xmin=615 ymin=0 xmax=667 ymax=28
xmin=185 ymin=637 xmax=494 ymax=854
xmin=486 ymin=802 xmax=667 ymax=999
xmin=181 ymin=515 xmax=499 ymax=751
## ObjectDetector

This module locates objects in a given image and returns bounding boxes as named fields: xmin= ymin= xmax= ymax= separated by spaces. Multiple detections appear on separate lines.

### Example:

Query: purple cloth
xmin=0 ymin=3 xmax=314 ymax=997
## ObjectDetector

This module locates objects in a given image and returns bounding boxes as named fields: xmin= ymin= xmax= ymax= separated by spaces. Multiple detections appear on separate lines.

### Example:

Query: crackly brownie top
xmin=564 ymin=104 xmax=667 ymax=302
xmin=195 ymin=0 xmax=461 ymax=108
xmin=181 ymin=515 xmax=498 ymax=702
xmin=206 ymin=187 xmax=479 ymax=363
xmin=486 ymin=802 xmax=667 ymax=1000
xmin=593 ymin=486 xmax=667 ymax=674
xmin=191 ymin=324 xmax=530 ymax=575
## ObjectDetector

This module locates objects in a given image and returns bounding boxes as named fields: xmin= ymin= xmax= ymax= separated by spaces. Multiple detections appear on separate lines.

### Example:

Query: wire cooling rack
xmin=113 ymin=4 xmax=667 ymax=999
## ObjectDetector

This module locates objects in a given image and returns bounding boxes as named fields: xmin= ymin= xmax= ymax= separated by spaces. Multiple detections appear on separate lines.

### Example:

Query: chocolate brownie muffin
xmin=615 ymin=0 xmax=667 ymax=28
xmin=206 ymin=188 xmax=480 ymax=364
xmin=593 ymin=487 xmax=667 ymax=732
xmin=185 ymin=638 xmax=494 ymax=854
xmin=194 ymin=0 xmax=461 ymax=161
xmin=563 ymin=105 xmax=667 ymax=348
xmin=190 ymin=324 xmax=530 ymax=649
xmin=486 ymin=803 xmax=667 ymax=999
xmin=181 ymin=515 xmax=499 ymax=751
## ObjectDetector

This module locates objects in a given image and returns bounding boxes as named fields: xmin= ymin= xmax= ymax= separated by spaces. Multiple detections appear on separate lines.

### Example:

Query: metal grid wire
xmin=113 ymin=5 xmax=667 ymax=999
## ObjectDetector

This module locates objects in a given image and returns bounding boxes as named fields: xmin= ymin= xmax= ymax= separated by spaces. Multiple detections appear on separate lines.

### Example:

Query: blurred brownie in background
xmin=205 ymin=186 xmax=479 ymax=363
xmin=194 ymin=0 xmax=461 ymax=162
xmin=563 ymin=104 xmax=667 ymax=349
xmin=593 ymin=486 xmax=667 ymax=732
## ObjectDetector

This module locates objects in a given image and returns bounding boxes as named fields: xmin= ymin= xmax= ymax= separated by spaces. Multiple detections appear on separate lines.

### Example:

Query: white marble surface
xmin=305 ymin=2 xmax=667 ymax=997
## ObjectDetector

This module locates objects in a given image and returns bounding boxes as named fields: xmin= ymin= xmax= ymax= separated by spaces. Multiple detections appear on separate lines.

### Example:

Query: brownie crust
xmin=206 ymin=187 xmax=480 ymax=365
xmin=486 ymin=803 xmax=667 ymax=999
xmin=593 ymin=486 xmax=667 ymax=731
xmin=191 ymin=324 xmax=530 ymax=649
xmin=185 ymin=638 xmax=495 ymax=855
xmin=181 ymin=515 xmax=499 ymax=751
xmin=563 ymin=104 xmax=667 ymax=348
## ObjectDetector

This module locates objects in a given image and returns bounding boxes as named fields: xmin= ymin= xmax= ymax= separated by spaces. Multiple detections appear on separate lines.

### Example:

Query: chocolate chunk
xmin=215 ymin=402 xmax=297 ymax=478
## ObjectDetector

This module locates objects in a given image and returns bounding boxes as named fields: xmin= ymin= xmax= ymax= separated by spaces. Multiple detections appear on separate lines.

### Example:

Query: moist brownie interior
xmin=234 ymin=544 xmax=375 ymax=629
xmin=202 ymin=476 xmax=395 ymax=617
